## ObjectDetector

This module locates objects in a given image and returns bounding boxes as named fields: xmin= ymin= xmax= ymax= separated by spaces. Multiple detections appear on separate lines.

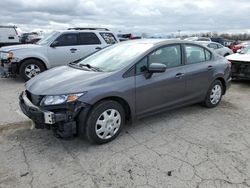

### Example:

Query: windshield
xmin=37 ymin=31 xmax=60 ymax=45
xmin=241 ymin=46 xmax=250 ymax=54
xmin=77 ymin=42 xmax=154 ymax=72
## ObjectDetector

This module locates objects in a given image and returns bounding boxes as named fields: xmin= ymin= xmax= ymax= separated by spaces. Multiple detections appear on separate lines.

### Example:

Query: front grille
xmin=26 ymin=90 xmax=43 ymax=106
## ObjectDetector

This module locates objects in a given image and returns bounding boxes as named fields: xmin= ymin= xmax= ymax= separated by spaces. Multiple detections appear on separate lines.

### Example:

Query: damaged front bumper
xmin=0 ymin=59 xmax=19 ymax=77
xmin=19 ymin=91 xmax=90 ymax=138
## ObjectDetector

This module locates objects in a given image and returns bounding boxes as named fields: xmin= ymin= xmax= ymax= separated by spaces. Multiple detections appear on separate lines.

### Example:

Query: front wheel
xmin=19 ymin=59 xmax=46 ymax=81
xmin=203 ymin=80 xmax=223 ymax=108
xmin=82 ymin=100 xmax=125 ymax=144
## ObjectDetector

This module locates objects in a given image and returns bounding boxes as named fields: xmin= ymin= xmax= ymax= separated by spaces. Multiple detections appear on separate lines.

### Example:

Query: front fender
xmin=12 ymin=50 xmax=50 ymax=69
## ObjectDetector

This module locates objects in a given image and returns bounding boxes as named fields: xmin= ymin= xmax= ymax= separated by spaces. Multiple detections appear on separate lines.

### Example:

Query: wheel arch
xmin=18 ymin=57 xmax=48 ymax=73
xmin=92 ymin=96 xmax=132 ymax=122
xmin=214 ymin=77 xmax=226 ymax=95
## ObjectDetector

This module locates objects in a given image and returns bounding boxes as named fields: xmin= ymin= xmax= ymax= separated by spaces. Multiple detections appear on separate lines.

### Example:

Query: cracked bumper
xmin=19 ymin=91 xmax=62 ymax=124
xmin=19 ymin=91 xmax=90 ymax=138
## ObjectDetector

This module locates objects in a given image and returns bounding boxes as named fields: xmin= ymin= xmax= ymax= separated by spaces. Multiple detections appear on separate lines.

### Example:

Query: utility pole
xmin=178 ymin=30 xmax=181 ymax=38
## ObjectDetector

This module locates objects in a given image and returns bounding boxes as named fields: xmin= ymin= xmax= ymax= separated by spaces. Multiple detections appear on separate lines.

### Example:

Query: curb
xmin=0 ymin=121 xmax=33 ymax=133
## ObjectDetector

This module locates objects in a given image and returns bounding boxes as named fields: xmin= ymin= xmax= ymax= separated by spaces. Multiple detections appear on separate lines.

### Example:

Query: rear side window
xmin=185 ymin=45 xmax=206 ymax=64
xmin=208 ymin=43 xmax=218 ymax=49
xmin=100 ymin=33 xmax=117 ymax=44
xmin=56 ymin=34 xmax=78 ymax=46
xmin=79 ymin=33 xmax=101 ymax=45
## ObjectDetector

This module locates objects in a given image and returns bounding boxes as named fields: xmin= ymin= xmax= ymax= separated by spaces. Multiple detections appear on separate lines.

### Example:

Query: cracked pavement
xmin=0 ymin=81 xmax=250 ymax=188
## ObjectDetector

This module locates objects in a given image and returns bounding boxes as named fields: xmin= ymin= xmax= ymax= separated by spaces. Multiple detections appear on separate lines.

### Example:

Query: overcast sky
xmin=1 ymin=0 xmax=250 ymax=35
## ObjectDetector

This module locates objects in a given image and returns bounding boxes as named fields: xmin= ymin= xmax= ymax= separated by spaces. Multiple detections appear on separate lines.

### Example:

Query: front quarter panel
xmin=12 ymin=46 xmax=50 ymax=68
xmin=78 ymin=75 xmax=136 ymax=119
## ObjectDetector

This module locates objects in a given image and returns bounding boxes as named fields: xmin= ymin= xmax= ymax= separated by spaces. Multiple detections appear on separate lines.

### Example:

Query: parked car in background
xmin=0 ymin=28 xmax=119 ymax=81
xmin=117 ymin=33 xmax=142 ymax=42
xmin=198 ymin=41 xmax=233 ymax=57
xmin=0 ymin=26 xmax=21 ymax=47
xmin=210 ymin=37 xmax=226 ymax=46
xmin=19 ymin=39 xmax=231 ymax=144
xmin=20 ymin=32 xmax=39 ymax=44
xmin=226 ymin=46 xmax=250 ymax=80
xmin=184 ymin=37 xmax=211 ymax=42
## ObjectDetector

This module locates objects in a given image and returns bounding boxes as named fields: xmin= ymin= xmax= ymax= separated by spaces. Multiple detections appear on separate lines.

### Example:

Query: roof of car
xmin=120 ymin=39 xmax=201 ymax=46
xmin=59 ymin=29 xmax=114 ymax=34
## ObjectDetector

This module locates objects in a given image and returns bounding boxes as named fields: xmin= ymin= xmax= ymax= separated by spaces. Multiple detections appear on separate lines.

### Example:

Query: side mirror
xmin=50 ymin=41 xmax=59 ymax=48
xmin=145 ymin=63 xmax=166 ymax=79
xmin=148 ymin=63 xmax=167 ymax=73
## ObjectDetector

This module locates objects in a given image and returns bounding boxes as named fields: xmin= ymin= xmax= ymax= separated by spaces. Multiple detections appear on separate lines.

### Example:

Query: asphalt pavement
xmin=0 ymin=80 xmax=250 ymax=188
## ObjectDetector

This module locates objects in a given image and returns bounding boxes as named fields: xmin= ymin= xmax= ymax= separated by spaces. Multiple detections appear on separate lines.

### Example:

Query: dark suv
xmin=19 ymin=40 xmax=231 ymax=144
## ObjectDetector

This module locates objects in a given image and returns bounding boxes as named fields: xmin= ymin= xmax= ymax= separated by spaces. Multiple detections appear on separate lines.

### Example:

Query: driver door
xmin=47 ymin=33 xmax=80 ymax=67
xmin=135 ymin=44 xmax=187 ymax=116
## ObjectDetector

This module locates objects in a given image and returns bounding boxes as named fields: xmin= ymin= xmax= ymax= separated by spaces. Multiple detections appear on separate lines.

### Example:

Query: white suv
xmin=0 ymin=28 xmax=119 ymax=80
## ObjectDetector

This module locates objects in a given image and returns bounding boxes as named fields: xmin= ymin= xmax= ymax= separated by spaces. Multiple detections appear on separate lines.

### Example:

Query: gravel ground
xmin=0 ymin=81 xmax=250 ymax=188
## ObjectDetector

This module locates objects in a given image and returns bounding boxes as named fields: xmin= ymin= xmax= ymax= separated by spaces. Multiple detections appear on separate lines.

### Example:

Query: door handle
xmin=175 ymin=73 xmax=184 ymax=79
xmin=95 ymin=47 xmax=102 ymax=50
xmin=207 ymin=65 xmax=214 ymax=70
xmin=70 ymin=48 xmax=77 ymax=53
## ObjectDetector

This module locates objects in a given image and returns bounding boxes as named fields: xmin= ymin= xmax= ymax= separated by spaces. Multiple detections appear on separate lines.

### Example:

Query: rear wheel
xmin=20 ymin=59 xmax=46 ymax=81
xmin=203 ymin=80 xmax=223 ymax=108
xmin=81 ymin=100 xmax=125 ymax=144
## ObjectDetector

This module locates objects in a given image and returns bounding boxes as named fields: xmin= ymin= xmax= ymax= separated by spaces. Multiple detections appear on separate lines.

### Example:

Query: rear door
xmin=184 ymin=44 xmax=214 ymax=101
xmin=75 ymin=32 xmax=104 ymax=59
xmin=47 ymin=33 xmax=79 ymax=67
xmin=135 ymin=44 xmax=187 ymax=116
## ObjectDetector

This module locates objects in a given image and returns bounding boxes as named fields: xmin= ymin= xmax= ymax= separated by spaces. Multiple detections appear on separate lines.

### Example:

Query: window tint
xmin=79 ymin=32 xmax=101 ymax=45
xmin=100 ymin=32 xmax=117 ymax=44
xmin=148 ymin=45 xmax=182 ymax=68
xmin=185 ymin=45 xmax=206 ymax=64
xmin=208 ymin=43 xmax=218 ymax=49
xmin=56 ymin=34 xmax=78 ymax=46
xmin=205 ymin=49 xmax=212 ymax=61
xmin=136 ymin=57 xmax=148 ymax=74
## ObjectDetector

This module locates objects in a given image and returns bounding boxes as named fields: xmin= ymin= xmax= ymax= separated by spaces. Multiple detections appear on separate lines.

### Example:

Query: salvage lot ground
xmin=0 ymin=79 xmax=250 ymax=188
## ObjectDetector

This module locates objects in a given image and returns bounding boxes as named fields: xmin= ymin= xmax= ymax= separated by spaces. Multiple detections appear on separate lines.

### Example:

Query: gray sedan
xmin=198 ymin=41 xmax=233 ymax=57
xmin=19 ymin=39 xmax=231 ymax=144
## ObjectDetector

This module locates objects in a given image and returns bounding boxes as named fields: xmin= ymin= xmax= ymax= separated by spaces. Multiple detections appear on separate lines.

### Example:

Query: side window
xmin=208 ymin=43 xmax=218 ymax=49
xmin=79 ymin=33 xmax=101 ymax=45
xmin=148 ymin=45 xmax=182 ymax=68
xmin=100 ymin=33 xmax=117 ymax=44
xmin=136 ymin=57 xmax=148 ymax=74
xmin=205 ymin=49 xmax=212 ymax=61
xmin=185 ymin=45 xmax=206 ymax=64
xmin=56 ymin=34 xmax=78 ymax=46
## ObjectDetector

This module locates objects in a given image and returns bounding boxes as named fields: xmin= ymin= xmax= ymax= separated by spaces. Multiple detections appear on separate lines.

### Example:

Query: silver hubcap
xmin=95 ymin=109 xmax=121 ymax=140
xmin=210 ymin=84 xmax=222 ymax=105
xmin=25 ymin=64 xmax=41 ymax=78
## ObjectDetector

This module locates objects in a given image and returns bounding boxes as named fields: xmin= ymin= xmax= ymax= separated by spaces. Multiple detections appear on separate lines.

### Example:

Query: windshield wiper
xmin=79 ymin=64 xmax=103 ymax=72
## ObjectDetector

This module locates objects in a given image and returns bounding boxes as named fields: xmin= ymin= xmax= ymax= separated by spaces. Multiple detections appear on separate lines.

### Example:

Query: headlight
xmin=0 ymin=52 xmax=13 ymax=60
xmin=41 ymin=93 xmax=86 ymax=106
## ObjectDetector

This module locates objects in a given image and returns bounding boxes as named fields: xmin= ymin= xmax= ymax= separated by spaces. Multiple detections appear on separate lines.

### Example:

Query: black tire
xmin=203 ymin=80 xmax=223 ymax=108
xmin=19 ymin=59 xmax=46 ymax=81
xmin=80 ymin=100 xmax=125 ymax=144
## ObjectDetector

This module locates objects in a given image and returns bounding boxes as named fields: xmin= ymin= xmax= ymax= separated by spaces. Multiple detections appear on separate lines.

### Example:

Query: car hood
xmin=0 ymin=44 xmax=41 ymax=52
xmin=226 ymin=53 xmax=250 ymax=62
xmin=26 ymin=66 xmax=114 ymax=95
